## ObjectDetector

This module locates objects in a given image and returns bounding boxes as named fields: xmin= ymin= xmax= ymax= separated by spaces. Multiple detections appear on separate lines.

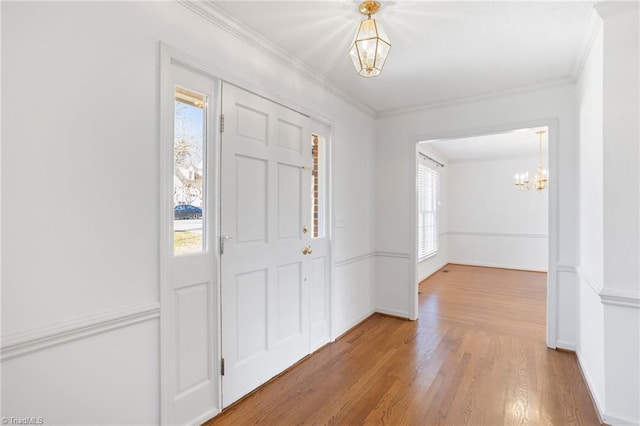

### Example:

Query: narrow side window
xmin=311 ymin=134 xmax=325 ymax=238
xmin=173 ymin=86 xmax=206 ymax=255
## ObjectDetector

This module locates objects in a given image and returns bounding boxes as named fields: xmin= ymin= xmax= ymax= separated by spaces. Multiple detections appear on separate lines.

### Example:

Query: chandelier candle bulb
xmin=514 ymin=130 xmax=548 ymax=192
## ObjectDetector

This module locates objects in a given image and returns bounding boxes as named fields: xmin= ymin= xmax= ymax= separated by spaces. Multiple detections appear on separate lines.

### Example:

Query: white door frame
xmin=159 ymin=45 xmax=223 ymax=425
xmin=159 ymin=43 xmax=335 ymax=423
xmin=409 ymin=118 xmax=559 ymax=348
xmin=309 ymin=119 xmax=334 ymax=351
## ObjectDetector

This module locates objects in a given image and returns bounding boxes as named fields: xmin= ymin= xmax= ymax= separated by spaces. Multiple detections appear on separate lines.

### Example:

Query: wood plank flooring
xmin=205 ymin=264 xmax=600 ymax=425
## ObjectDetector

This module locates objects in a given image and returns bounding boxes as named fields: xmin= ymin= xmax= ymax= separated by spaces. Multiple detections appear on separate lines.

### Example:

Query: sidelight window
xmin=311 ymin=134 xmax=326 ymax=239
xmin=173 ymin=86 xmax=206 ymax=255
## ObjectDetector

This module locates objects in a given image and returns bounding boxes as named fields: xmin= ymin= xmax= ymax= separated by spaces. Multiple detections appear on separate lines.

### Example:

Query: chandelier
xmin=514 ymin=130 xmax=549 ymax=192
xmin=349 ymin=1 xmax=391 ymax=78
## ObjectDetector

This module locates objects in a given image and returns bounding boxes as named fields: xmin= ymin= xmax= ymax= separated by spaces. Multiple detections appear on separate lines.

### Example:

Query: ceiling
xmin=210 ymin=1 xmax=595 ymax=115
xmin=422 ymin=127 xmax=549 ymax=162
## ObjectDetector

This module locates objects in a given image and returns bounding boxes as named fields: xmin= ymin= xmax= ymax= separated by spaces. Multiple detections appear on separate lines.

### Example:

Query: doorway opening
xmin=412 ymin=123 xmax=556 ymax=347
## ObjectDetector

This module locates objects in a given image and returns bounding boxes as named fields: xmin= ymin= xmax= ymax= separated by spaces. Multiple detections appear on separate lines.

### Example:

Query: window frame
xmin=417 ymin=161 xmax=439 ymax=260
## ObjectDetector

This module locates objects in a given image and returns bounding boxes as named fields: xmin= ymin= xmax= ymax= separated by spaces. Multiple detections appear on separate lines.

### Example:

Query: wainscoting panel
xmin=374 ymin=252 xmax=411 ymax=319
xmin=448 ymin=231 xmax=548 ymax=272
xmin=333 ymin=254 xmax=375 ymax=338
xmin=1 ymin=317 xmax=160 ymax=425
xmin=555 ymin=267 xmax=577 ymax=350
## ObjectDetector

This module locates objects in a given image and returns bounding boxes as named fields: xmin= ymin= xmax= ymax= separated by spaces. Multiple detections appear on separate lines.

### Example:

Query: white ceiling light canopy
xmin=349 ymin=1 xmax=391 ymax=78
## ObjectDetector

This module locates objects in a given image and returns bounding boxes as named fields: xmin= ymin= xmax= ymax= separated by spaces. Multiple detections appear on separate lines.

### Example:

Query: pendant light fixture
xmin=349 ymin=1 xmax=391 ymax=78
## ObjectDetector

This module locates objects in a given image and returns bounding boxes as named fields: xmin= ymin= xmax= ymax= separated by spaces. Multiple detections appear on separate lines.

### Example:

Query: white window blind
xmin=418 ymin=162 xmax=439 ymax=259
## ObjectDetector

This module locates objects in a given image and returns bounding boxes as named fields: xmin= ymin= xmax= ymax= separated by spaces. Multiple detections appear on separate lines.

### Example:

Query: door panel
xmin=310 ymin=256 xmax=327 ymax=325
xmin=221 ymin=84 xmax=311 ymax=407
xmin=236 ymin=105 xmax=268 ymax=144
xmin=278 ymin=119 xmax=304 ymax=152
xmin=278 ymin=164 xmax=302 ymax=240
xmin=175 ymin=283 xmax=210 ymax=396
xmin=235 ymin=156 xmax=268 ymax=243
xmin=235 ymin=269 xmax=268 ymax=362
xmin=277 ymin=262 xmax=303 ymax=342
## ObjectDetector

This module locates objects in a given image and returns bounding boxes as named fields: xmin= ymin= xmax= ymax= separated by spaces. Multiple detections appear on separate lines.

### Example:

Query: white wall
xmin=1 ymin=2 xmax=377 ymax=424
xmin=599 ymin=5 xmax=640 ymax=424
xmin=576 ymin=18 xmax=606 ymax=416
xmin=375 ymin=84 xmax=577 ymax=340
xmin=576 ymin=5 xmax=640 ymax=424
xmin=447 ymin=155 xmax=548 ymax=271
xmin=416 ymin=145 xmax=549 ymax=281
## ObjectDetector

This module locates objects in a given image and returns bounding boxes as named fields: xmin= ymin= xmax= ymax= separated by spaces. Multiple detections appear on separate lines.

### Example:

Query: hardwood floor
xmin=205 ymin=264 xmax=600 ymax=425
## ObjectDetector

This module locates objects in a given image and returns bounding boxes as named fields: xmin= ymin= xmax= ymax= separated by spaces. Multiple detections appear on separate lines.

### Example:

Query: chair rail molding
xmin=374 ymin=251 xmax=411 ymax=259
xmin=1 ymin=302 xmax=160 ymax=361
xmin=334 ymin=251 xmax=410 ymax=268
xmin=575 ymin=265 xmax=603 ymax=294
xmin=599 ymin=288 xmax=640 ymax=309
xmin=334 ymin=252 xmax=375 ymax=268
xmin=448 ymin=231 xmax=548 ymax=239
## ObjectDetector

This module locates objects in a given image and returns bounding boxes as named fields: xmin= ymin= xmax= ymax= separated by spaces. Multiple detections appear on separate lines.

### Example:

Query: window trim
xmin=417 ymin=162 xmax=439 ymax=261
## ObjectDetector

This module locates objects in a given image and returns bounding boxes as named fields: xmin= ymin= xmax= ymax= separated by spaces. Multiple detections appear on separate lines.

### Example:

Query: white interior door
xmin=220 ymin=83 xmax=313 ymax=407
xmin=161 ymin=62 xmax=219 ymax=425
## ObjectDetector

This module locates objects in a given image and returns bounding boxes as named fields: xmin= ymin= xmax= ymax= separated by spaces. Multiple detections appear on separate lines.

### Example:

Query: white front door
xmin=220 ymin=83 xmax=313 ymax=406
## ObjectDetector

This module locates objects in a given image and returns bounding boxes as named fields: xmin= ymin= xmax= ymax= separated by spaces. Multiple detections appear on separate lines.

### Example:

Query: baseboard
xmin=375 ymin=307 xmax=410 ymax=319
xmin=333 ymin=310 xmax=375 ymax=341
xmin=192 ymin=408 xmax=220 ymax=426
xmin=418 ymin=262 xmax=448 ymax=283
xmin=603 ymin=411 xmax=639 ymax=426
xmin=576 ymin=351 xmax=606 ymax=425
xmin=556 ymin=340 xmax=576 ymax=351
xmin=447 ymin=261 xmax=547 ymax=273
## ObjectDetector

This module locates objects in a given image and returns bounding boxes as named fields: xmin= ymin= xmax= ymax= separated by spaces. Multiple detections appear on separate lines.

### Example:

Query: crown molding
xmin=595 ymin=1 xmax=640 ymax=19
xmin=178 ymin=0 xmax=376 ymax=118
xmin=570 ymin=8 xmax=603 ymax=84
xmin=376 ymin=75 xmax=574 ymax=119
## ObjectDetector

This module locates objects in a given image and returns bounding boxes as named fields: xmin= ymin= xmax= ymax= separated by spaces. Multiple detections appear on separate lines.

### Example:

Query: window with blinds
xmin=418 ymin=162 xmax=439 ymax=259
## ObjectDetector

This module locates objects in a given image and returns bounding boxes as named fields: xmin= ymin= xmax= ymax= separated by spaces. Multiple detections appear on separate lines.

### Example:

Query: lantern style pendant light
xmin=349 ymin=1 xmax=391 ymax=78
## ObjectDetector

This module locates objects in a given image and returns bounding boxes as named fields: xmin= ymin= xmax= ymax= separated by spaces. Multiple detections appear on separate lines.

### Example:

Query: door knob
xmin=302 ymin=246 xmax=309 ymax=255
xmin=307 ymin=246 xmax=313 ymax=255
